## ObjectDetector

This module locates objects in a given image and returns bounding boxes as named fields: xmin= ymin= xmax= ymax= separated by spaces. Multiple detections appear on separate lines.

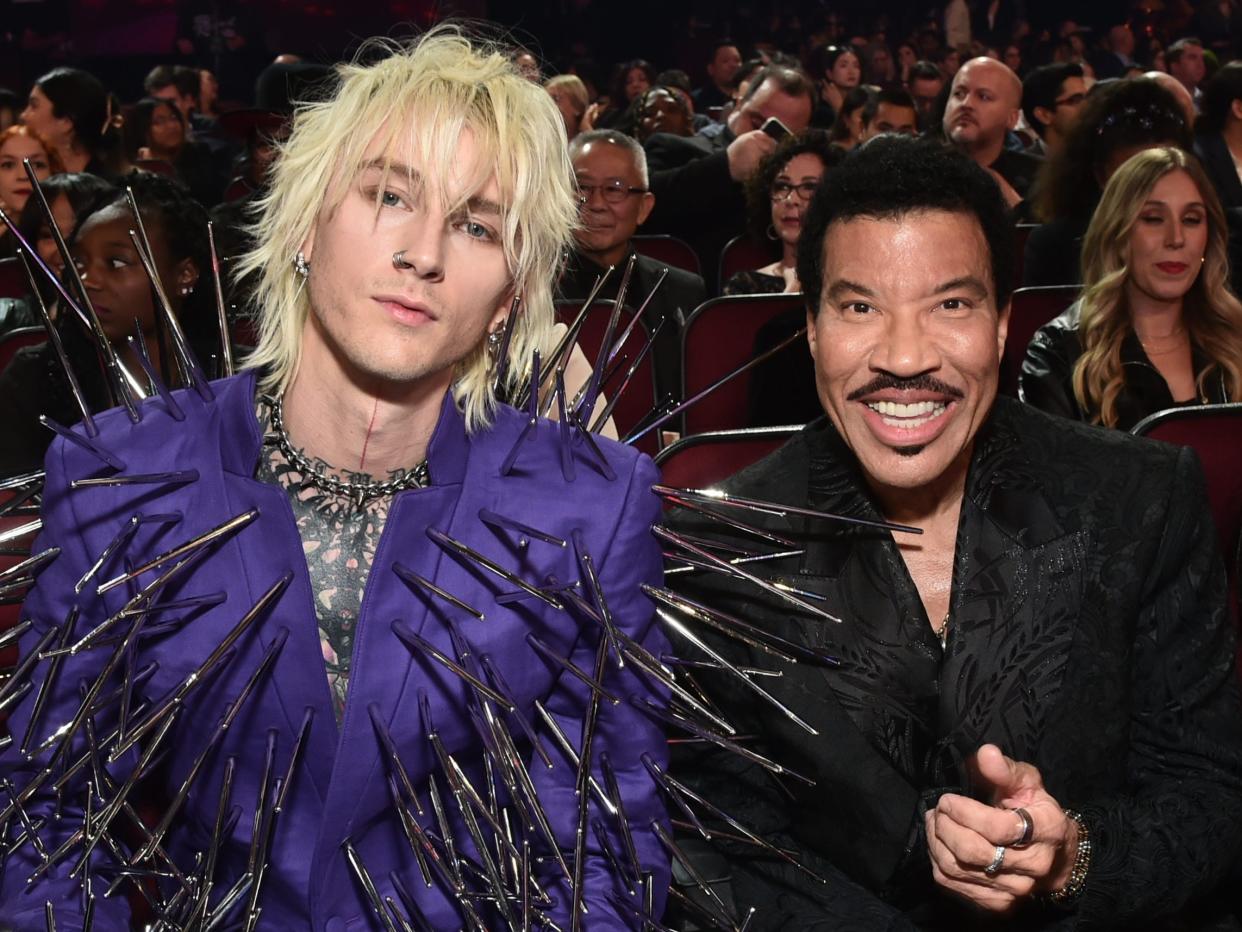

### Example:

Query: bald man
xmin=1146 ymin=71 xmax=1197 ymax=127
xmin=943 ymin=57 xmax=1042 ymax=209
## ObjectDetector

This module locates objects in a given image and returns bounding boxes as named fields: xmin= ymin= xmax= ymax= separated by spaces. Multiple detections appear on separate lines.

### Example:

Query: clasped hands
xmin=924 ymin=744 xmax=1078 ymax=913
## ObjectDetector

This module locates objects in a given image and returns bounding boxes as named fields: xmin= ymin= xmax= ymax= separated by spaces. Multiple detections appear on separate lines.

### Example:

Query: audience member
xmin=1021 ymin=147 xmax=1242 ymax=428
xmin=123 ymin=97 xmax=222 ymax=206
xmin=1002 ymin=43 xmax=1023 ymax=76
xmin=896 ymin=41 xmax=918 ymax=85
xmin=643 ymin=64 xmax=815 ymax=289
xmin=0 ymin=124 xmax=61 ymax=255
xmin=665 ymin=134 xmax=1242 ymax=930
xmin=908 ymin=60 xmax=947 ymax=131
xmin=944 ymin=57 xmax=1041 ymax=209
xmin=635 ymin=86 xmax=693 ymax=143
xmin=544 ymin=74 xmax=589 ymax=141
xmin=1195 ymin=61 xmax=1242 ymax=208
xmin=654 ymin=68 xmax=710 ymax=131
xmin=696 ymin=40 xmax=744 ymax=113
xmin=1026 ymin=78 xmax=1192 ymax=286
xmin=143 ymin=64 xmax=199 ymax=122
xmin=945 ymin=0 xmax=972 ymax=50
xmin=859 ymin=87 xmax=918 ymax=141
xmin=583 ymin=58 xmax=655 ymax=134
xmin=1021 ymin=63 xmax=1087 ymax=157
xmin=1167 ymin=37 xmax=1207 ymax=107
xmin=862 ymin=41 xmax=897 ymax=86
xmin=807 ymin=44 xmax=862 ymax=127
xmin=1091 ymin=22 xmax=1138 ymax=79
xmin=828 ymin=86 xmax=876 ymax=151
xmin=512 ymin=47 xmax=541 ymax=81
xmin=198 ymin=68 xmax=221 ymax=119
xmin=559 ymin=130 xmax=706 ymax=404
xmin=0 ymin=88 xmax=20 ymax=131
xmin=0 ymin=172 xmax=111 ymax=335
xmin=1147 ymin=69 xmax=1199 ymax=126
xmin=0 ymin=172 xmax=219 ymax=475
xmin=19 ymin=67 xmax=113 ymax=175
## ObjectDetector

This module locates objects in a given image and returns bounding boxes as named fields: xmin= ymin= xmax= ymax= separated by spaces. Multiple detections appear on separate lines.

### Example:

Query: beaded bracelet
xmin=1047 ymin=809 xmax=1091 ymax=904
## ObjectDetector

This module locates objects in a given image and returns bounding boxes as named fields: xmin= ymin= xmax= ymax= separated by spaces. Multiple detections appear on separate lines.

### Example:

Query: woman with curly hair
xmin=1020 ymin=146 xmax=1242 ymax=429
xmin=723 ymin=128 xmax=843 ymax=295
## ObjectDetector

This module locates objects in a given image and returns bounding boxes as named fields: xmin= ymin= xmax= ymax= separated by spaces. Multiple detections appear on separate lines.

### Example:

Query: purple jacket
xmin=1 ymin=370 xmax=670 ymax=930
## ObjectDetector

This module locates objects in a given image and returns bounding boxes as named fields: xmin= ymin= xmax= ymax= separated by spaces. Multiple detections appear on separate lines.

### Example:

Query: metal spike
xmin=390 ymin=871 xmax=436 ymax=932
xmin=71 ymin=470 xmax=199 ymax=491
xmin=599 ymin=751 xmax=644 ymax=884
xmin=553 ymin=370 xmax=575 ymax=482
xmin=240 ymin=730 xmax=279 ymax=931
xmin=96 ymin=510 xmax=258 ymax=596
xmin=126 ymin=332 xmax=185 ymax=421
xmin=478 ymin=509 xmax=566 ymax=548
xmin=591 ymin=818 xmax=635 ymax=896
xmin=652 ymin=485 xmax=922 ymax=535
xmin=492 ymin=294 xmax=521 ymax=391
xmin=535 ymin=269 xmax=613 ymax=406
xmin=393 ymin=561 xmax=485 ymax=620
xmin=662 ymin=496 xmax=798 ymax=549
xmin=479 ymin=656 xmax=554 ymax=770
xmin=39 ymin=416 xmax=123 ymax=470
xmin=16 ymin=249 xmax=97 ymax=435
xmin=74 ymin=512 xmax=180 ymax=595
xmin=651 ymin=820 xmax=737 ymax=930
xmin=570 ymin=635 xmax=610 ymax=930
xmin=126 ymin=200 xmax=213 ymax=400
xmin=206 ymin=221 xmax=234 ymax=378
xmin=570 ymin=530 xmax=623 ymax=668
xmin=391 ymin=621 xmax=513 ymax=709
xmin=589 ymin=316 xmax=667 ymax=434
xmin=427 ymin=527 xmax=562 ymax=610
xmin=623 ymin=326 xmax=808 ymax=446
xmin=525 ymin=634 xmax=619 ymax=704
xmin=18 ymin=608 xmax=78 ymax=756
xmin=529 ymin=701 xmax=613 ymax=813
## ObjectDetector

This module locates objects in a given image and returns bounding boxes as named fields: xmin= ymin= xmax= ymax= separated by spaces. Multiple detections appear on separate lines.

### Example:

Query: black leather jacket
xmin=1019 ymin=300 xmax=1231 ymax=431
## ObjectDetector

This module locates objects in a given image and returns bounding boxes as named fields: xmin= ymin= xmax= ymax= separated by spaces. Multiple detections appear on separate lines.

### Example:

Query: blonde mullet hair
xmin=237 ymin=25 xmax=578 ymax=430
xmin=1073 ymin=146 xmax=1242 ymax=426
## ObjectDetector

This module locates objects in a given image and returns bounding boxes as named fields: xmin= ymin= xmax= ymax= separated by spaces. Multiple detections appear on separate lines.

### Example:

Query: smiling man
xmin=664 ymin=136 xmax=1242 ymax=929
xmin=2 ymin=29 xmax=671 ymax=930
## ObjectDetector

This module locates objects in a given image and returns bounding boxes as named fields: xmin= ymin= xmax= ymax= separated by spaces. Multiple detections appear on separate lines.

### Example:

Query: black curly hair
xmin=744 ymin=129 xmax=843 ymax=242
xmin=1031 ymin=78 xmax=1191 ymax=223
xmin=796 ymin=135 xmax=1015 ymax=314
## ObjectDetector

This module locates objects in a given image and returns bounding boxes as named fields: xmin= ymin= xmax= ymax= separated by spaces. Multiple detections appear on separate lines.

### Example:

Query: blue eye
xmin=462 ymin=219 xmax=496 ymax=242
xmin=380 ymin=190 xmax=403 ymax=208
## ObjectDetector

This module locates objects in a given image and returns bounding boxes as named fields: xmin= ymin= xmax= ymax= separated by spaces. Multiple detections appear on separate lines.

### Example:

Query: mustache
xmin=846 ymin=373 xmax=965 ymax=401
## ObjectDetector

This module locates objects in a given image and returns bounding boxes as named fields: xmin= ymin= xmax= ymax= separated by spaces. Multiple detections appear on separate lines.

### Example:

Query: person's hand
xmin=984 ymin=166 xmax=1023 ymax=210
xmin=726 ymin=130 xmax=777 ymax=182
xmin=924 ymin=744 xmax=1077 ymax=913
xmin=581 ymin=101 xmax=606 ymax=133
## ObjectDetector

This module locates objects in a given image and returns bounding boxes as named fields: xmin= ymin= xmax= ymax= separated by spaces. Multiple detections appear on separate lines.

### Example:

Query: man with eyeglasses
xmin=1022 ymin=63 xmax=1087 ymax=158
xmin=559 ymin=129 xmax=707 ymax=405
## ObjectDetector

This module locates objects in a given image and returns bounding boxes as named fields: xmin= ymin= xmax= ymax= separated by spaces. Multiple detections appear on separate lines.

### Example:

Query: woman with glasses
xmin=724 ymin=129 xmax=842 ymax=296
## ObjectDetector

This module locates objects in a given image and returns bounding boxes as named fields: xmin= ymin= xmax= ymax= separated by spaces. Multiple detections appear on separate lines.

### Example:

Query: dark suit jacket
xmin=1195 ymin=133 xmax=1242 ymax=210
xmin=666 ymin=397 xmax=1242 ymax=930
xmin=558 ymin=248 xmax=707 ymax=403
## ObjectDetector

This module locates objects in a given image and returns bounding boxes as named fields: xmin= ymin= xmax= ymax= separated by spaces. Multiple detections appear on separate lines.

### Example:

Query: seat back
xmin=1133 ymin=404 xmax=1242 ymax=674
xmin=0 ymin=326 xmax=47 ymax=374
xmin=554 ymin=300 xmax=659 ymax=456
xmin=1001 ymin=285 xmax=1079 ymax=397
xmin=653 ymin=426 xmax=801 ymax=496
xmin=0 ymin=256 xmax=26 ymax=299
xmin=1013 ymin=224 xmax=1036 ymax=288
xmin=632 ymin=235 xmax=701 ymax=277
xmin=718 ymin=234 xmax=780 ymax=291
xmin=0 ymin=475 xmax=43 ymax=736
xmin=680 ymin=293 xmax=807 ymax=435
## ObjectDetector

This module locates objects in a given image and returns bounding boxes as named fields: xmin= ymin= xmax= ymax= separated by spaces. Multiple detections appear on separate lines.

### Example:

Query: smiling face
xmin=1125 ymin=168 xmax=1208 ymax=307
xmin=147 ymin=101 xmax=185 ymax=155
xmin=0 ymin=134 xmax=51 ymax=215
xmin=299 ymin=129 xmax=514 ymax=394
xmin=807 ymin=210 xmax=1007 ymax=494
xmin=72 ymin=203 xmax=193 ymax=343
xmin=572 ymin=138 xmax=654 ymax=267
xmin=770 ymin=152 xmax=825 ymax=249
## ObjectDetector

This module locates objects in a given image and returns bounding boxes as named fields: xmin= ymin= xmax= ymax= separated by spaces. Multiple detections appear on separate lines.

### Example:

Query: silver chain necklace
xmin=260 ymin=393 xmax=429 ymax=508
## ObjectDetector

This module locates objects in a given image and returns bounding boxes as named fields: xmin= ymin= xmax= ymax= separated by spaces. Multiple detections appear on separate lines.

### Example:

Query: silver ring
xmin=1011 ymin=807 xmax=1034 ymax=848
xmin=984 ymin=844 xmax=1006 ymax=877
xmin=393 ymin=250 xmax=412 ymax=269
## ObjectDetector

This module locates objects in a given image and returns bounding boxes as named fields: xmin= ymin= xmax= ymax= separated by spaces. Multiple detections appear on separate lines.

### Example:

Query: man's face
xmin=708 ymin=46 xmax=742 ymax=88
xmin=861 ymin=102 xmax=918 ymax=141
xmin=1109 ymin=25 xmax=1135 ymax=58
xmin=637 ymin=88 xmax=691 ymax=141
xmin=807 ymin=210 xmax=1007 ymax=493
xmin=944 ymin=59 xmax=1019 ymax=153
xmin=910 ymin=75 xmax=944 ymax=118
xmin=299 ymin=129 xmax=514 ymax=393
xmin=728 ymin=78 xmax=812 ymax=136
xmin=572 ymin=140 xmax=653 ymax=261
xmin=1045 ymin=75 xmax=1087 ymax=139
xmin=1171 ymin=45 xmax=1206 ymax=89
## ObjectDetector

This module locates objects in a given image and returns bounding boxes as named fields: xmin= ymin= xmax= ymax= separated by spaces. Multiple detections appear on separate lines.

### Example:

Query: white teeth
xmin=866 ymin=400 xmax=945 ymax=418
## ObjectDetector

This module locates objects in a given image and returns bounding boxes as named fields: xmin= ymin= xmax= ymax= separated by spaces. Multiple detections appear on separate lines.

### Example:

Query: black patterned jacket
xmin=666 ymin=397 xmax=1242 ymax=930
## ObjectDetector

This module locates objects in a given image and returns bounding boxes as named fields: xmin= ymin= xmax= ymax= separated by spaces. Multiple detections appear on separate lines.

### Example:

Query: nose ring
xmin=393 ymin=250 xmax=413 ymax=270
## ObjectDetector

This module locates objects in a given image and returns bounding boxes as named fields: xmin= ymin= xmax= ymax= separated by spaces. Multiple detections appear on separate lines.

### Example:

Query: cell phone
xmin=761 ymin=116 xmax=791 ymax=140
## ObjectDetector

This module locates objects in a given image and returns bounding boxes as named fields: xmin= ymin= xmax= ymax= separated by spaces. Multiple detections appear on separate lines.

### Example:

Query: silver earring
xmin=487 ymin=325 xmax=504 ymax=363
xmin=294 ymin=252 xmax=310 ymax=277
xmin=393 ymin=250 xmax=413 ymax=270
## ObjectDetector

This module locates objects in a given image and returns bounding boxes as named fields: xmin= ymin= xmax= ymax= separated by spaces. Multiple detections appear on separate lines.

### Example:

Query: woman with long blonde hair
xmin=1020 ymin=146 xmax=1242 ymax=428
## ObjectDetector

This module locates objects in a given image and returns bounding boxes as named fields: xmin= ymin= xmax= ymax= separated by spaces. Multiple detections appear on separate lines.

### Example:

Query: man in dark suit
xmin=560 ymin=129 xmax=707 ymax=404
xmin=663 ymin=136 xmax=1242 ymax=929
